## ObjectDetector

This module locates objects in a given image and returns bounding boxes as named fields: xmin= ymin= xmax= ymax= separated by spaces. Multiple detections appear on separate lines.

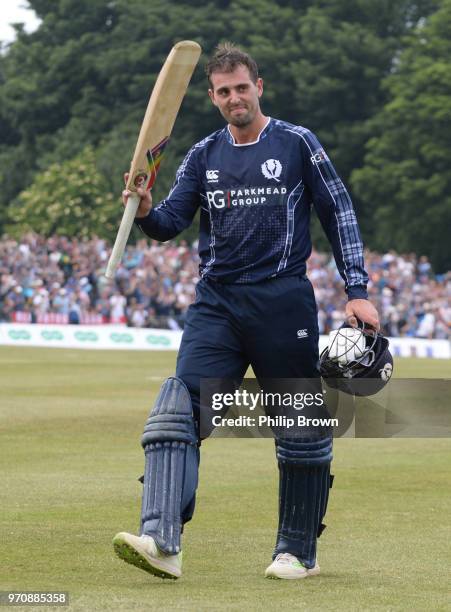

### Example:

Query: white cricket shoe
xmin=265 ymin=553 xmax=320 ymax=580
xmin=113 ymin=532 xmax=182 ymax=579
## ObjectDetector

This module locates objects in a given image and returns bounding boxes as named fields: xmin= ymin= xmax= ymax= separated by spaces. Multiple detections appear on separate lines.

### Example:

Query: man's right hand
xmin=122 ymin=172 xmax=153 ymax=218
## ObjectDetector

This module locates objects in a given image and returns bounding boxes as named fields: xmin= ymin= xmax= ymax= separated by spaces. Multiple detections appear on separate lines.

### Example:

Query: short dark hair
xmin=205 ymin=42 xmax=259 ymax=87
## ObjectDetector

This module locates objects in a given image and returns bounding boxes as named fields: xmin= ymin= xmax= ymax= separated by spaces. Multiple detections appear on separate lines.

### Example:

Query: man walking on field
xmin=113 ymin=42 xmax=379 ymax=580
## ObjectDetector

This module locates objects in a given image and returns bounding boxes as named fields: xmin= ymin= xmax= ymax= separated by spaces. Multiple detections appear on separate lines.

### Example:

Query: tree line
xmin=0 ymin=0 xmax=449 ymax=271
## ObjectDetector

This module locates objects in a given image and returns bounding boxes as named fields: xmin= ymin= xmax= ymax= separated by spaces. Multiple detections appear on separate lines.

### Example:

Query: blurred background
xmin=0 ymin=0 xmax=449 ymax=339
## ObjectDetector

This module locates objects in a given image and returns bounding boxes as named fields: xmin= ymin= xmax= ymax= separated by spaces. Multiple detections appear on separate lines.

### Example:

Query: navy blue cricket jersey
xmin=136 ymin=118 xmax=368 ymax=299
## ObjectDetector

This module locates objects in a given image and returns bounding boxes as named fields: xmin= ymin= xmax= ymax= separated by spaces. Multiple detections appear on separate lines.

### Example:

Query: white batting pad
xmin=327 ymin=328 xmax=366 ymax=365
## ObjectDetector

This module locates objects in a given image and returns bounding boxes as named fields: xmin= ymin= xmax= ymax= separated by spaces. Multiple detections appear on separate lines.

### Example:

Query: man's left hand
xmin=345 ymin=299 xmax=380 ymax=331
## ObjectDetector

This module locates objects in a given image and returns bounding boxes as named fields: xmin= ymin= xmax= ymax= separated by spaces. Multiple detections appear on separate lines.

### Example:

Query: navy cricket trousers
xmin=176 ymin=275 xmax=320 ymax=420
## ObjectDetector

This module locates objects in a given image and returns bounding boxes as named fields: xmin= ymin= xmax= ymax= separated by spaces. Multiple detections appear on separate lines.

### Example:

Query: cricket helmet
xmin=319 ymin=322 xmax=393 ymax=396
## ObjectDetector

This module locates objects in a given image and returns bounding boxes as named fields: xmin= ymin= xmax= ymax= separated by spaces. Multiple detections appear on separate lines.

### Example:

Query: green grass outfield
xmin=1 ymin=347 xmax=450 ymax=611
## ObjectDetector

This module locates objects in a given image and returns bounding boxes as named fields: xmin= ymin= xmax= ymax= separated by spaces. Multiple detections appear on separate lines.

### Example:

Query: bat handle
xmin=105 ymin=194 xmax=140 ymax=280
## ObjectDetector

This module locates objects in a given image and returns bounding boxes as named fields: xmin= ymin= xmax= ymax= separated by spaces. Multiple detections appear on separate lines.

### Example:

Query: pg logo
xmin=206 ymin=190 xmax=226 ymax=209
xmin=310 ymin=149 xmax=328 ymax=164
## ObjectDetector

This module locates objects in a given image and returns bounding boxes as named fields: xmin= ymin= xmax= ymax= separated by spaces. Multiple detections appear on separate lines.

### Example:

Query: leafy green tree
xmin=7 ymin=146 xmax=118 ymax=239
xmin=0 ymin=0 xmax=441 ymax=255
xmin=351 ymin=0 xmax=451 ymax=271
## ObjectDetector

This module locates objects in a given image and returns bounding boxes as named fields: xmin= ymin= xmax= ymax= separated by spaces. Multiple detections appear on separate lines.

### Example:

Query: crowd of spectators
xmin=308 ymin=250 xmax=449 ymax=339
xmin=0 ymin=234 xmax=449 ymax=339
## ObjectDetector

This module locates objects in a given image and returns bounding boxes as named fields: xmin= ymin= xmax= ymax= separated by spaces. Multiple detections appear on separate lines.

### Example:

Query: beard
xmin=229 ymin=114 xmax=253 ymax=127
xmin=225 ymin=105 xmax=255 ymax=127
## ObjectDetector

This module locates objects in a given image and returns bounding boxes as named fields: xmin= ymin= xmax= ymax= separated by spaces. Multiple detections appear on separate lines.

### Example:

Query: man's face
xmin=208 ymin=65 xmax=263 ymax=127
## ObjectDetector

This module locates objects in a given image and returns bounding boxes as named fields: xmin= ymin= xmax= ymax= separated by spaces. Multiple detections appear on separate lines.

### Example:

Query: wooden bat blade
xmin=105 ymin=40 xmax=201 ymax=280
xmin=127 ymin=40 xmax=202 ymax=192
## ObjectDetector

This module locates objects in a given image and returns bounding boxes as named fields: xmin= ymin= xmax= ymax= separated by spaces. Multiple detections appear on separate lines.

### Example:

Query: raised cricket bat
xmin=105 ymin=40 xmax=202 ymax=280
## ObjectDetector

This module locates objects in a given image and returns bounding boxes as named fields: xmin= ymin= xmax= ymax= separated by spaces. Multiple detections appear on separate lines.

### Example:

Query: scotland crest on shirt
xmin=261 ymin=159 xmax=282 ymax=182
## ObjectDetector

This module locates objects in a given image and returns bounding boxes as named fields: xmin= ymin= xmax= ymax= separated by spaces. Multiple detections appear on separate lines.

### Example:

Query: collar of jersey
xmin=226 ymin=117 xmax=272 ymax=146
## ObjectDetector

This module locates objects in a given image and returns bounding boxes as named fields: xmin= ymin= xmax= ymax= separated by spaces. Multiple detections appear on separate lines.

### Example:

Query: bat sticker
xmin=146 ymin=136 xmax=170 ymax=188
